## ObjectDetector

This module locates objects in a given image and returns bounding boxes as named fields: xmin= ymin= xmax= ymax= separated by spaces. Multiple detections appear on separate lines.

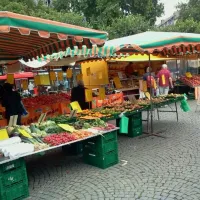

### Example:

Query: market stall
xmin=0 ymin=11 xmax=111 ymax=200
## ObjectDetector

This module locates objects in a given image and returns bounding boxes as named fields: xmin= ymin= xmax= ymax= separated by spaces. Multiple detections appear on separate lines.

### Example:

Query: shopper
xmin=2 ymin=83 xmax=25 ymax=125
xmin=28 ymin=82 xmax=34 ymax=95
xmin=157 ymin=64 xmax=173 ymax=95
xmin=143 ymin=67 xmax=156 ymax=96
xmin=71 ymin=80 xmax=90 ymax=110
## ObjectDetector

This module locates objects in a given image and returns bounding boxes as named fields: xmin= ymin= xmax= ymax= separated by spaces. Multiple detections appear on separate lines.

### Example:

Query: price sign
xmin=145 ymin=92 xmax=151 ymax=100
xmin=142 ymin=81 xmax=147 ymax=92
xmin=185 ymin=72 xmax=192 ymax=78
xmin=34 ymin=75 xmax=41 ymax=86
xmin=18 ymin=129 xmax=33 ymax=138
xmin=70 ymin=101 xmax=82 ymax=113
xmin=21 ymin=79 xmax=28 ymax=90
xmin=85 ymin=89 xmax=93 ymax=102
xmin=0 ymin=129 xmax=9 ymax=141
xmin=7 ymin=74 xmax=14 ymax=84
xmin=99 ymin=87 xmax=105 ymax=100
xmin=113 ymin=77 xmax=122 ymax=89
xmin=161 ymin=75 xmax=166 ymax=85
xmin=50 ymin=71 xmax=56 ymax=81
xmin=76 ymin=74 xmax=83 ymax=82
xmin=58 ymin=124 xmax=75 ymax=132
xmin=57 ymin=72 xmax=63 ymax=81
xmin=66 ymin=69 xmax=72 ymax=78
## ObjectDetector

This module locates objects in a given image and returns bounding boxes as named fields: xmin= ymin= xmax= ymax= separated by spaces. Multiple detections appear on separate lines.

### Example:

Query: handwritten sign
xmin=7 ymin=74 xmax=14 ymax=84
xmin=85 ymin=89 xmax=93 ymax=102
xmin=50 ymin=71 xmax=56 ymax=81
xmin=76 ymin=74 xmax=83 ymax=82
xmin=145 ymin=92 xmax=151 ymax=100
xmin=185 ymin=72 xmax=192 ymax=78
xmin=70 ymin=101 xmax=82 ymax=113
xmin=66 ymin=69 xmax=72 ymax=78
xmin=0 ymin=129 xmax=9 ymax=140
xmin=21 ymin=79 xmax=28 ymax=90
xmin=34 ymin=75 xmax=41 ymax=86
xmin=58 ymin=124 xmax=75 ymax=132
xmin=57 ymin=72 xmax=63 ymax=81
xmin=113 ymin=77 xmax=122 ymax=89
xmin=143 ymin=81 xmax=147 ymax=92
xmin=99 ymin=88 xmax=105 ymax=100
xmin=18 ymin=129 xmax=33 ymax=138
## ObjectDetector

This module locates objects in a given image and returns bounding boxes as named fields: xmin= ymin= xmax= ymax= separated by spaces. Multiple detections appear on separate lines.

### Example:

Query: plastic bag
xmin=119 ymin=116 xmax=129 ymax=134
xmin=180 ymin=95 xmax=190 ymax=112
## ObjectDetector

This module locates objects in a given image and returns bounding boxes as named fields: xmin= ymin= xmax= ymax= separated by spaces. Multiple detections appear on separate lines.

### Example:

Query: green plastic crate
xmin=0 ymin=168 xmax=28 ymax=187
xmin=83 ymin=140 xmax=118 ymax=156
xmin=128 ymin=125 xmax=143 ymax=138
xmin=0 ymin=181 xmax=29 ymax=200
xmin=130 ymin=112 xmax=142 ymax=119
xmin=0 ymin=159 xmax=25 ymax=173
xmin=62 ymin=142 xmax=83 ymax=156
xmin=83 ymin=150 xmax=119 ymax=169
xmin=129 ymin=117 xmax=142 ymax=128
xmin=85 ymin=130 xmax=117 ymax=146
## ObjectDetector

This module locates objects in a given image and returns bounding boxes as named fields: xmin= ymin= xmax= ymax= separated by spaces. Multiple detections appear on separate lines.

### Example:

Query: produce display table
xmin=0 ymin=128 xmax=119 ymax=199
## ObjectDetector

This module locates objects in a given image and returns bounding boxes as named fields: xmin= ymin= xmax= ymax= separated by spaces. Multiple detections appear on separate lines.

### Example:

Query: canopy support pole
xmin=141 ymin=54 xmax=166 ymax=139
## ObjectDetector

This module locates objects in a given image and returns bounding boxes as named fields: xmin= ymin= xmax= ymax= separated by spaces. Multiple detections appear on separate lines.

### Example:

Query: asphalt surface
xmin=26 ymin=100 xmax=200 ymax=200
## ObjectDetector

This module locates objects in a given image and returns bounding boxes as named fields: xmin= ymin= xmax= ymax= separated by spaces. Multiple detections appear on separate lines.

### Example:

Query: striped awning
xmin=105 ymin=31 xmax=200 ymax=56
xmin=0 ymin=11 xmax=108 ymax=61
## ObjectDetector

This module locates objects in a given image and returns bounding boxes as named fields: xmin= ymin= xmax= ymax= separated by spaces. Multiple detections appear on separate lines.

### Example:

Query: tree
xmin=0 ymin=0 xmax=91 ymax=27
xmin=177 ymin=0 xmax=200 ymax=22
xmin=106 ymin=15 xmax=151 ymax=39
xmin=53 ymin=0 xmax=164 ymax=27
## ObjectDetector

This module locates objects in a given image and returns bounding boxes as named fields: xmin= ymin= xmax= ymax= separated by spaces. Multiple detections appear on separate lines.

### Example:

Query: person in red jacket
xmin=157 ymin=64 xmax=173 ymax=95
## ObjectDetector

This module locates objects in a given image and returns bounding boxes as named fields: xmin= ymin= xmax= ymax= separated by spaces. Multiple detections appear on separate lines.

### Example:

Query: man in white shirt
xmin=28 ymin=82 xmax=34 ymax=95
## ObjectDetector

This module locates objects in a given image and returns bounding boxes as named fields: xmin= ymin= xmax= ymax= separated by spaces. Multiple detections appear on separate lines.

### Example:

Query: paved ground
xmin=26 ymin=100 xmax=200 ymax=200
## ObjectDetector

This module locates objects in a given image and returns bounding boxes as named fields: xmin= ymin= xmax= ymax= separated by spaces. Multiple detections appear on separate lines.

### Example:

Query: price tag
xmin=113 ymin=77 xmax=122 ymax=89
xmin=161 ymin=75 xmax=166 ymax=85
xmin=18 ymin=129 xmax=33 ymax=138
xmin=21 ymin=79 xmax=28 ymax=90
xmin=76 ymin=74 xmax=83 ymax=82
xmin=145 ymin=92 xmax=151 ymax=100
xmin=7 ymin=74 xmax=14 ymax=84
xmin=58 ymin=124 xmax=75 ymax=132
xmin=70 ymin=101 xmax=82 ymax=113
xmin=66 ymin=69 xmax=72 ymax=78
xmin=85 ymin=89 xmax=93 ymax=102
xmin=142 ymin=81 xmax=147 ymax=92
xmin=50 ymin=71 xmax=56 ymax=81
xmin=57 ymin=72 xmax=63 ymax=81
xmin=34 ymin=75 xmax=41 ymax=86
xmin=86 ymin=67 xmax=91 ymax=76
xmin=0 ymin=129 xmax=9 ymax=140
xmin=185 ymin=72 xmax=192 ymax=78
xmin=99 ymin=88 xmax=105 ymax=100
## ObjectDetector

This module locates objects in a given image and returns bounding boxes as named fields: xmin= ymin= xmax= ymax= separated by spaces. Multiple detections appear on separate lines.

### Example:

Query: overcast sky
xmin=156 ymin=0 xmax=188 ymax=24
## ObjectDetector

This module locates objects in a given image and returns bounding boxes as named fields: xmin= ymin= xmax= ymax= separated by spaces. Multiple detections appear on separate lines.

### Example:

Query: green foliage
xmin=106 ymin=15 xmax=151 ymax=39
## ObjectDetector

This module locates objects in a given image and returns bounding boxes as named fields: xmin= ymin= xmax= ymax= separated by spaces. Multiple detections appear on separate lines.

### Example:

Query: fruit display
xmin=22 ymin=93 xmax=70 ymax=109
xmin=72 ymin=130 xmax=93 ymax=139
xmin=180 ymin=75 xmax=200 ymax=87
xmin=43 ymin=133 xmax=77 ymax=146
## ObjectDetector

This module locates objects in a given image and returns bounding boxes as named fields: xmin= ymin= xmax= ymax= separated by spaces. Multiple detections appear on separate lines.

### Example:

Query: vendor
xmin=71 ymin=80 xmax=90 ymax=110
xmin=2 ymin=83 xmax=24 ymax=125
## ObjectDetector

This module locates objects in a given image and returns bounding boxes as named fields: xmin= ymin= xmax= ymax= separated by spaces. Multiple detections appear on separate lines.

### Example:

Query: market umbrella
xmin=0 ymin=11 xmax=108 ymax=61
xmin=105 ymin=31 xmax=200 ymax=56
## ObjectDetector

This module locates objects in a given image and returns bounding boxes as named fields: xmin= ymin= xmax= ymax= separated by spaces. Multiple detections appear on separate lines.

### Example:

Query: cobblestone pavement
xmin=26 ymin=101 xmax=200 ymax=200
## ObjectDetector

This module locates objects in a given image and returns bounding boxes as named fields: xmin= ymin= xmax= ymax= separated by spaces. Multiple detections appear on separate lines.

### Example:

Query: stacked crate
xmin=128 ymin=112 xmax=143 ymax=137
xmin=0 ymin=158 xmax=29 ymax=200
xmin=83 ymin=130 xmax=118 ymax=169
